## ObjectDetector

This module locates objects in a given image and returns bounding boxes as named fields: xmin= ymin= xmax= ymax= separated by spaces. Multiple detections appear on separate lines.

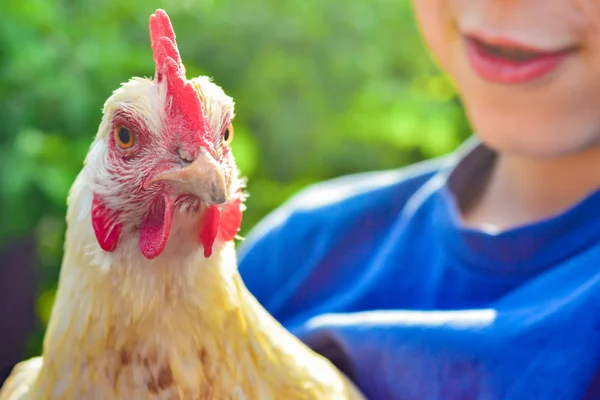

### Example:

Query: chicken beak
xmin=149 ymin=148 xmax=228 ymax=205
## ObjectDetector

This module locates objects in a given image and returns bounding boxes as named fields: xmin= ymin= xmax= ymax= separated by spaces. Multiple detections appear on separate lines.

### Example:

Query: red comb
xmin=149 ymin=9 xmax=209 ymax=150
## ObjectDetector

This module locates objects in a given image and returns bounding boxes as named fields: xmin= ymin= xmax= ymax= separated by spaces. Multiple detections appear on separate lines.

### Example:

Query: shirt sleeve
xmin=291 ymin=310 xmax=496 ymax=400
xmin=238 ymin=159 xmax=448 ymax=322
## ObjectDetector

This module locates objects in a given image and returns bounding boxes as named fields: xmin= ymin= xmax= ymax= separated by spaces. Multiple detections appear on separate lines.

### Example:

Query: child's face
xmin=413 ymin=0 xmax=600 ymax=157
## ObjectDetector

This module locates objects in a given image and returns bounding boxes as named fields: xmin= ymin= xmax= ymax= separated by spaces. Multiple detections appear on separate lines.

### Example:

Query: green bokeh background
xmin=0 ymin=0 xmax=471 ymax=358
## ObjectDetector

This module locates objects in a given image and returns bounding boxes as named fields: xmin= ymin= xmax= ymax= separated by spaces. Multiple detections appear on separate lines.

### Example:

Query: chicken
xmin=0 ymin=9 xmax=366 ymax=400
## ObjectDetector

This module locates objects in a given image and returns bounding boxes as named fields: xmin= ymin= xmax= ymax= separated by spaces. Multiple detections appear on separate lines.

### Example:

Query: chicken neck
xmin=31 ymin=176 xmax=347 ymax=399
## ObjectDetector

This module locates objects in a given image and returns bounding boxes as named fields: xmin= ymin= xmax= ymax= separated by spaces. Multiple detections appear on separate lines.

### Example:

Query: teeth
xmin=481 ymin=43 xmax=539 ymax=61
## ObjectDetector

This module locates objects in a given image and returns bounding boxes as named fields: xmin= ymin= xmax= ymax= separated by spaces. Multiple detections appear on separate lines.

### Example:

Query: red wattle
xmin=139 ymin=195 xmax=174 ymax=259
xmin=218 ymin=196 xmax=243 ymax=242
xmin=199 ymin=205 xmax=221 ymax=258
xmin=91 ymin=194 xmax=122 ymax=252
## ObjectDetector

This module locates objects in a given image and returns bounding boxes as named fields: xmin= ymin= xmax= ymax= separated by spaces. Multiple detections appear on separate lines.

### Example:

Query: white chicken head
xmin=86 ymin=9 xmax=243 ymax=260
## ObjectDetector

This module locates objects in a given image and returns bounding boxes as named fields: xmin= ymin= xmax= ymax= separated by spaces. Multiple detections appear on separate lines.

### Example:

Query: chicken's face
xmin=86 ymin=10 xmax=243 ymax=260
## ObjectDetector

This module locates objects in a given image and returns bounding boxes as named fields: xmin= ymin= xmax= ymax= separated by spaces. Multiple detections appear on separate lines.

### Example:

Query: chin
xmin=473 ymin=125 xmax=600 ymax=160
xmin=462 ymin=90 xmax=600 ymax=159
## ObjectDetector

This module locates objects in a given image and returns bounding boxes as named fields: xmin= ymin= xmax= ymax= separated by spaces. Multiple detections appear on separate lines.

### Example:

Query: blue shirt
xmin=237 ymin=139 xmax=600 ymax=400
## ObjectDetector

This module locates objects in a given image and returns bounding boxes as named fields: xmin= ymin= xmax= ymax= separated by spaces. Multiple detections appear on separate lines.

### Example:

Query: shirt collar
xmin=434 ymin=137 xmax=600 ymax=276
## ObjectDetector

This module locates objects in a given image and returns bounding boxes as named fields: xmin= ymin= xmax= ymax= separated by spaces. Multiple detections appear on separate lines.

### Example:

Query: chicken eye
xmin=223 ymin=123 xmax=234 ymax=145
xmin=115 ymin=126 xmax=135 ymax=149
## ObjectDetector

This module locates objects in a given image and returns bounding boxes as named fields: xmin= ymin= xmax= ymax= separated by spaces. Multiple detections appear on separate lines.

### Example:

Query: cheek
xmin=412 ymin=0 xmax=458 ymax=72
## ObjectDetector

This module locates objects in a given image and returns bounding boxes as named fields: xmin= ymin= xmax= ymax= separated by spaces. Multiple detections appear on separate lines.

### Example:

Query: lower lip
xmin=465 ymin=37 xmax=572 ymax=85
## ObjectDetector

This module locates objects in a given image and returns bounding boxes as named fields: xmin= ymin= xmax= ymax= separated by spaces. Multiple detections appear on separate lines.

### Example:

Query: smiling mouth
xmin=471 ymin=37 xmax=540 ymax=62
xmin=468 ymin=36 xmax=574 ymax=62
xmin=463 ymin=34 xmax=577 ymax=84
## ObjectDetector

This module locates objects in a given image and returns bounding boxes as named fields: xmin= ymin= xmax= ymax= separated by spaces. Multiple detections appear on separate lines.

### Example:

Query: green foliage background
xmin=0 ymin=0 xmax=470 ymax=357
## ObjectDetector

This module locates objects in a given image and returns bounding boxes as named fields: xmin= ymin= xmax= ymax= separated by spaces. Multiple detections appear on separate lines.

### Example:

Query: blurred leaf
xmin=36 ymin=288 xmax=57 ymax=328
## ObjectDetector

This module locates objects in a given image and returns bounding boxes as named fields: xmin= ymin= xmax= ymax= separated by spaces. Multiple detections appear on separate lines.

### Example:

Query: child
xmin=238 ymin=1 xmax=600 ymax=399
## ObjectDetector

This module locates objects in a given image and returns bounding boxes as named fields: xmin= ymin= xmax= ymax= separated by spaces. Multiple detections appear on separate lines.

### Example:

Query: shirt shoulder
xmin=242 ymin=155 xmax=452 ymax=243
xmin=238 ymin=155 xmax=454 ymax=313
